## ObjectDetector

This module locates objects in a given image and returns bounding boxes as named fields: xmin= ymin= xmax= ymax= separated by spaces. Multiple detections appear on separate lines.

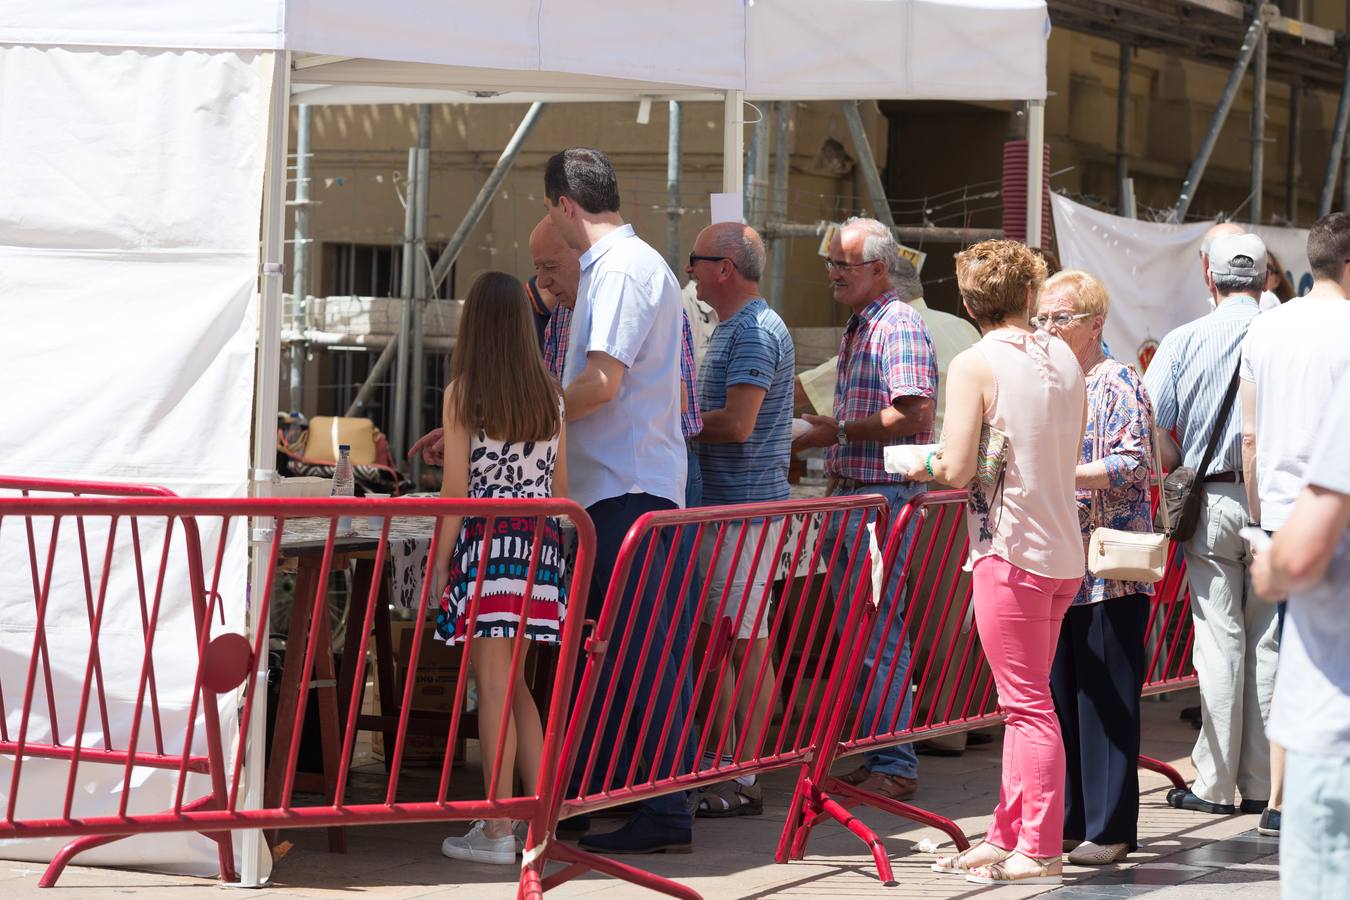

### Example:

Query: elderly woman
xmin=917 ymin=241 xmax=1086 ymax=886
xmin=1035 ymin=270 xmax=1156 ymax=866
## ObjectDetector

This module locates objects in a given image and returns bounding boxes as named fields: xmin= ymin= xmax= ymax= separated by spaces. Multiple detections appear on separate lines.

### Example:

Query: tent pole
xmin=369 ymin=148 xmax=419 ymax=454
xmin=288 ymin=104 xmax=311 ymax=414
xmin=1026 ymin=99 xmax=1046 ymax=249
xmin=767 ymin=101 xmax=792 ymax=310
xmin=1287 ymin=83 xmax=1302 ymax=223
xmin=1320 ymin=47 xmax=1350 ymax=217
xmin=1250 ymin=20 xmax=1268 ymax=224
xmin=841 ymin=100 xmax=895 ymax=228
xmin=1168 ymin=17 xmax=1264 ymax=223
xmin=409 ymin=107 xmax=432 ymax=487
xmin=723 ymin=91 xmax=745 ymax=203
xmin=427 ymin=102 xmax=546 ymax=293
xmin=666 ymin=100 xmax=683 ymax=271
xmin=243 ymin=48 xmax=291 ymax=889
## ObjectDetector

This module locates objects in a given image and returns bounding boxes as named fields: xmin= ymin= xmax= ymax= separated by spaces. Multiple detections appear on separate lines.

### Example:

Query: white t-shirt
xmin=1267 ymin=376 xmax=1350 ymax=755
xmin=1240 ymin=294 xmax=1350 ymax=529
xmin=565 ymin=224 xmax=687 ymax=510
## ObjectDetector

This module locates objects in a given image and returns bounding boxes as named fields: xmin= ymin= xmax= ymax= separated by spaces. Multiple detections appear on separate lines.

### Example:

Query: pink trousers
xmin=972 ymin=555 xmax=1080 ymax=859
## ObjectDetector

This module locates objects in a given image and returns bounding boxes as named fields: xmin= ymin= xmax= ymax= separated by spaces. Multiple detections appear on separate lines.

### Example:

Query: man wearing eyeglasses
xmin=792 ymin=216 xmax=937 ymax=801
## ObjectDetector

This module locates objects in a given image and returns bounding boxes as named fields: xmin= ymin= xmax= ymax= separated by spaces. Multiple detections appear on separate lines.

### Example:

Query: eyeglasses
xmin=824 ymin=258 xmax=880 ymax=273
xmin=689 ymin=253 xmax=734 ymax=268
xmin=1030 ymin=312 xmax=1093 ymax=329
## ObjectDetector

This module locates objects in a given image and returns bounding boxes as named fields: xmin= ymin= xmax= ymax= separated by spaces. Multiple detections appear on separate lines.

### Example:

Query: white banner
xmin=1051 ymin=194 xmax=1310 ymax=371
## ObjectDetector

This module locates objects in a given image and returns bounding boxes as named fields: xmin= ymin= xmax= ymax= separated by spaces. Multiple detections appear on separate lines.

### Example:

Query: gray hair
xmin=707 ymin=226 xmax=766 ymax=281
xmin=1212 ymin=272 xmax=1264 ymax=295
xmin=842 ymin=216 xmax=897 ymax=285
xmin=890 ymin=255 xmax=923 ymax=301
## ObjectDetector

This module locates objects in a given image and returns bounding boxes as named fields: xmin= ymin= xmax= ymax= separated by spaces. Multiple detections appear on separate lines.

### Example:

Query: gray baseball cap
xmin=1208 ymin=232 xmax=1267 ymax=278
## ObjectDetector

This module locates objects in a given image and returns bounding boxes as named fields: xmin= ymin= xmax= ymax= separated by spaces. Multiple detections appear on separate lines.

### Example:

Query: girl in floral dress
xmin=434 ymin=271 xmax=568 ymax=865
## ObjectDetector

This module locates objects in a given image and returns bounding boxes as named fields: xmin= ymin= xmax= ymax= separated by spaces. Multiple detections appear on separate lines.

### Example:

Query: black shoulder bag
xmin=1158 ymin=358 xmax=1242 ymax=542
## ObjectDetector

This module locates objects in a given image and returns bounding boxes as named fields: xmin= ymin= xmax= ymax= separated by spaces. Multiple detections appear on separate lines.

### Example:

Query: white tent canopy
xmin=0 ymin=0 xmax=1047 ymax=886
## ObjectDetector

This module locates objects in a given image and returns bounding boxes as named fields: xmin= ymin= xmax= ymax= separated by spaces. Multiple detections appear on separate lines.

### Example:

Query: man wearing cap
xmin=1144 ymin=232 xmax=1280 ymax=817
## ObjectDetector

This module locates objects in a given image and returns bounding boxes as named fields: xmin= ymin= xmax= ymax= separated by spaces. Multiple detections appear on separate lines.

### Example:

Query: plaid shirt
xmin=826 ymin=290 xmax=937 ymax=483
xmin=543 ymin=304 xmax=701 ymax=438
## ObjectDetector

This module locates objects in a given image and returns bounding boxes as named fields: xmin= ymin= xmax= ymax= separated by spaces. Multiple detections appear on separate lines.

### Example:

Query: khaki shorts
xmin=699 ymin=520 xmax=782 ymax=640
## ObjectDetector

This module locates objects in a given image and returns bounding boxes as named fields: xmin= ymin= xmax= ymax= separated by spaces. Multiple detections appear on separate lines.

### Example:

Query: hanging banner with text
xmin=1051 ymin=194 xmax=1310 ymax=371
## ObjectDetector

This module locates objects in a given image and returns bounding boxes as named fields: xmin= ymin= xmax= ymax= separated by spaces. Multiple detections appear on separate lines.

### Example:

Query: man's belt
xmin=1201 ymin=471 xmax=1244 ymax=484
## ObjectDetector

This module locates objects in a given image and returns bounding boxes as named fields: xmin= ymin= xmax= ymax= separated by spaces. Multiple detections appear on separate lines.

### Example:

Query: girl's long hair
xmin=447 ymin=271 xmax=561 ymax=442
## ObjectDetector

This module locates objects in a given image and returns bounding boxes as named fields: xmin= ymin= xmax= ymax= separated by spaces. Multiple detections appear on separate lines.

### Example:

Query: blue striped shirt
xmin=1143 ymin=295 xmax=1258 ymax=476
xmin=695 ymin=298 xmax=795 ymax=504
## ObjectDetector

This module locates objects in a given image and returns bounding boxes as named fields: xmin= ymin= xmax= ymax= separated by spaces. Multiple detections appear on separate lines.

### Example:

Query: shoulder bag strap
xmin=1194 ymin=356 xmax=1243 ymax=480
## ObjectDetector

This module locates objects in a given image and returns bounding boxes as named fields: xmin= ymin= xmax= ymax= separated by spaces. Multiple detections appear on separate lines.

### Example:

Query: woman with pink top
xmin=910 ymin=240 xmax=1087 ymax=886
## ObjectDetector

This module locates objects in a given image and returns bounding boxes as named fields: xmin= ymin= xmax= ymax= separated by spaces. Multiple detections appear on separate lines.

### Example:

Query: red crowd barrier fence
xmin=0 ymin=495 xmax=594 ymax=900
xmin=540 ymin=495 xmax=889 ymax=900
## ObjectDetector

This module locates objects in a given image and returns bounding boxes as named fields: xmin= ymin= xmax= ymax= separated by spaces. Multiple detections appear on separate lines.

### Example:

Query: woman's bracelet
xmin=925 ymin=450 xmax=938 ymax=480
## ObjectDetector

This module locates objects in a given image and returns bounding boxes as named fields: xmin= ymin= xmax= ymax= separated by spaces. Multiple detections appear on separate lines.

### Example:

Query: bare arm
xmin=431 ymin=390 xmax=472 ymax=596
xmin=697 ymin=384 xmax=767 ymax=444
xmin=917 ymin=349 xmax=991 ymax=486
xmin=563 ymin=352 xmax=626 ymax=422
xmin=793 ymin=396 xmax=934 ymax=451
xmin=1156 ymin=428 xmax=1181 ymax=472
xmin=1240 ymin=378 xmax=1261 ymax=520
xmin=1253 ymin=485 xmax=1350 ymax=600
xmin=553 ymin=416 xmax=569 ymax=499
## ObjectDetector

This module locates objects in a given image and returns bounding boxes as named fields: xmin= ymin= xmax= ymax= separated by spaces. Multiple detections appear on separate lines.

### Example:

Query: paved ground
xmin=0 ymin=689 xmax=1280 ymax=899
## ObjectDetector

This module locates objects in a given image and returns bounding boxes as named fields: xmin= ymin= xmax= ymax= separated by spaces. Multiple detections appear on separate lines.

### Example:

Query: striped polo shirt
xmin=1143 ymin=294 xmax=1259 ymax=476
xmin=695 ymin=298 xmax=795 ymax=504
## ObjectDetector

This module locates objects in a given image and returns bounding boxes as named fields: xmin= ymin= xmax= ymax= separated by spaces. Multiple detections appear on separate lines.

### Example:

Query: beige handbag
xmin=1086 ymin=404 xmax=1170 ymax=584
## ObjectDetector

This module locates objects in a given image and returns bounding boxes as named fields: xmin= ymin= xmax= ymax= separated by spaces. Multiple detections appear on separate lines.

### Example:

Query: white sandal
xmin=931 ymin=840 xmax=1011 ymax=874
xmin=965 ymin=851 xmax=1063 ymax=885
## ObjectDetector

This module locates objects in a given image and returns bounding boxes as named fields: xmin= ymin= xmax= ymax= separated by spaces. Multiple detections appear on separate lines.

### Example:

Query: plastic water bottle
xmin=332 ymin=444 xmax=355 ymax=534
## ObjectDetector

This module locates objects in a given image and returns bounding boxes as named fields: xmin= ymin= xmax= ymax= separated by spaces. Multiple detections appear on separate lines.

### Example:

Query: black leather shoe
xmin=578 ymin=812 xmax=692 ymax=855
xmin=1240 ymin=798 xmax=1268 ymax=814
xmin=556 ymin=814 xmax=591 ymax=837
xmin=1167 ymin=789 xmax=1237 ymax=815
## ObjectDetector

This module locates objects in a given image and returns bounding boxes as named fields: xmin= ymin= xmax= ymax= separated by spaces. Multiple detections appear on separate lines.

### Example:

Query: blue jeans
xmin=826 ymin=481 xmax=925 ymax=778
xmin=569 ymin=492 xmax=695 ymax=828
xmin=1282 ymin=750 xmax=1350 ymax=899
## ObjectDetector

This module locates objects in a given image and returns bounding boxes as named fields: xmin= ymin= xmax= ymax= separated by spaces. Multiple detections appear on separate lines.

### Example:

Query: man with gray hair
xmin=1200 ymin=221 xmax=1279 ymax=313
xmin=684 ymin=222 xmax=795 ymax=816
xmin=1144 ymin=232 xmax=1279 ymax=817
xmin=793 ymin=216 xmax=936 ymax=800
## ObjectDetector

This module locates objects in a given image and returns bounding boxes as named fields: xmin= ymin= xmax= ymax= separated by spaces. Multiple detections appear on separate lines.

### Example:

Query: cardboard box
xmin=373 ymin=618 xmax=466 ymax=767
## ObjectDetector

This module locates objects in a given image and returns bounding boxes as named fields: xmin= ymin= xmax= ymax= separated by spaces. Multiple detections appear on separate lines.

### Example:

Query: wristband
xmin=925 ymin=450 xmax=938 ymax=480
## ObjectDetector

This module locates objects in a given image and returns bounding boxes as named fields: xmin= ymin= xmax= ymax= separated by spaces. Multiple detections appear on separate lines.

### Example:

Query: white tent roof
xmin=2 ymin=0 xmax=1048 ymax=102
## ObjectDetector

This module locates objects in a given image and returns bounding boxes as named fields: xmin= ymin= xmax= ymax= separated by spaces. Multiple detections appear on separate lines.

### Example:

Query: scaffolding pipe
xmin=841 ymin=100 xmax=896 ymax=227
xmin=1287 ymin=84 xmax=1302 ymax=222
xmin=1117 ymin=44 xmax=1132 ymax=215
xmin=355 ymin=148 xmax=418 ymax=441
xmin=1320 ymin=48 xmax=1350 ymax=216
xmin=409 ymin=106 xmax=432 ymax=486
xmin=289 ymin=104 xmax=312 ymax=413
xmin=428 ymin=102 xmax=545 ymax=294
xmin=1168 ymin=17 xmax=1265 ymax=223
xmin=764 ymin=222 xmax=1001 ymax=243
xmin=767 ymin=102 xmax=793 ymax=309
xmin=1250 ymin=21 xmax=1268 ymax=223
xmin=747 ymin=106 xmax=771 ymax=229
xmin=666 ymin=100 xmax=683 ymax=270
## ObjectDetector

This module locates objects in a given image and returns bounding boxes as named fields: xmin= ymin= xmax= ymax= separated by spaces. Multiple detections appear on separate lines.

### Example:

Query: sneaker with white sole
xmin=1067 ymin=840 xmax=1129 ymax=866
xmin=441 ymin=820 xmax=516 ymax=865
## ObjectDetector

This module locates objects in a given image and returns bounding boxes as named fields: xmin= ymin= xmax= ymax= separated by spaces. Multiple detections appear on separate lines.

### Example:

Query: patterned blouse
xmin=1076 ymin=357 xmax=1156 ymax=605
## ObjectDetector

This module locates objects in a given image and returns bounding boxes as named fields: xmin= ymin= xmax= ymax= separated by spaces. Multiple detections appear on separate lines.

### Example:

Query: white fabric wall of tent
xmin=0 ymin=0 xmax=1048 ymax=883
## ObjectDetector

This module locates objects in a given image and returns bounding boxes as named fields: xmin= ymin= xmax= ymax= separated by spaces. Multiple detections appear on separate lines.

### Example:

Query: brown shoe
xmin=837 ymin=765 xmax=871 ymax=786
xmin=856 ymin=772 xmax=918 ymax=801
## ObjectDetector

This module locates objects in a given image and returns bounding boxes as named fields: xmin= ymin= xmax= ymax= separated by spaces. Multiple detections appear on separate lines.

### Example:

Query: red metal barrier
xmin=779 ymin=489 xmax=1201 ymax=880
xmin=0 ymin=495 xmax=594 ymax=899
xmin=539 ymin=495 xmax=889 ymax=899
xmin=0 ymin=474 xmax=177 ymax=497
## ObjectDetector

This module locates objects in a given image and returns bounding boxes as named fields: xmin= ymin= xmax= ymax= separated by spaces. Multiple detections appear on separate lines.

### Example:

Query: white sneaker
xmin=441 ymin=820 xmax=516 ymax=865
xmin=1067 ymin=841 xmax=1129 ymax=866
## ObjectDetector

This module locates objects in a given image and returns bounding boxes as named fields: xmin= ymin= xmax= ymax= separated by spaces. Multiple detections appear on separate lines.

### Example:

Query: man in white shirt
xmin=1240 ymin=212 xmax=1350 ymax=835
xmin=544 ymin=147 xmax=695 ymax=854
xmin=1252 ymin=377 xmax=1350 ymax=898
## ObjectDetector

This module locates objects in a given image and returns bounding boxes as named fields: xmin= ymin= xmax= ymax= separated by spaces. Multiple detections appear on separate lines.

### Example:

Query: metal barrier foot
xmin=1138 ymin=754 xmax=1188 ymax=792
xmin=540 ymin=840 xmax=703 ymax=899
xmin=823 ymin=776 xmax=971 ymax=854
xmin=812 ymin=786 xmax=896 ymax=886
